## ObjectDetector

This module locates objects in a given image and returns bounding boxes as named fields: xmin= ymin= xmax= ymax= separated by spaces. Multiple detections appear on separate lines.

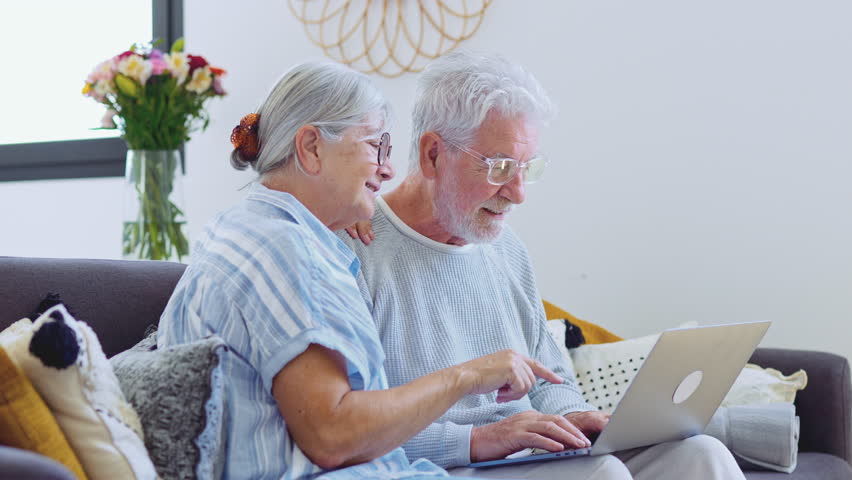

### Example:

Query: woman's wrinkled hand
xmin=344 ymin=220 xmax=374 ymax=245
xmin=458 ymin=349 xmax=563 ymax=403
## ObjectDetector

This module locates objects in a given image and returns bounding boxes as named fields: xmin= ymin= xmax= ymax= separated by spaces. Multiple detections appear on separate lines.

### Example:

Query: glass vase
xmin=122 ymin=149 xmax=189 ymax=262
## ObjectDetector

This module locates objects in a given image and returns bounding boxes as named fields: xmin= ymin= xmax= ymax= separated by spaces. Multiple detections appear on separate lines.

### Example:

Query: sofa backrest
xmin=0 ymin=257 xmax=186 ymax=357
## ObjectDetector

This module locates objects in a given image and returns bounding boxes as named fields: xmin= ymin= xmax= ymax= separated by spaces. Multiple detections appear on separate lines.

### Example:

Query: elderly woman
xmin=156 ymin=62 xmax=562 ymax=479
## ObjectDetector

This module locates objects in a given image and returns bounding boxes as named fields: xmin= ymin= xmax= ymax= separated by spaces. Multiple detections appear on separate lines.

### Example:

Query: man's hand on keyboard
xmin=470 ymin=411 xmax=592 ymax=462
xmin=564 ymin=410 xmax=611 ymax=439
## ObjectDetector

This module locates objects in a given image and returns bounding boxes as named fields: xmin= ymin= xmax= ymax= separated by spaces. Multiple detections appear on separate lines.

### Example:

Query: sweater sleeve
xmin=527 ymin=300 xmax=597 ymax=415
xmin=400 ymin=421 xmax=473 ymax=468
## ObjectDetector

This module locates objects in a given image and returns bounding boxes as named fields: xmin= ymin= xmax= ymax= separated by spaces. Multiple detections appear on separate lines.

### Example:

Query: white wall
xmin=2 ymin=0 xmax=850 ymax=361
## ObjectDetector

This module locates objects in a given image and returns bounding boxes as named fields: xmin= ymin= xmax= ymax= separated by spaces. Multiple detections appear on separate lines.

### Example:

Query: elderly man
xmin=340 ymin=51 xmax=743 ymax=479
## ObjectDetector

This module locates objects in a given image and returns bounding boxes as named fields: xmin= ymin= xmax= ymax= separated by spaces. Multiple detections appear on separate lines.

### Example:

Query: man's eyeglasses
xmin=375 ymin=132 xmax=392 ymax=166
xmin=442 ymin=138 xmax=547 ymax=186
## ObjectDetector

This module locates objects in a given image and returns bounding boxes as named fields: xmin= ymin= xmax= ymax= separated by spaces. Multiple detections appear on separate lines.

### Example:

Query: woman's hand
xmin=344 ymin=220 xmax=374 ymax=245
xmin=456 ymin=349 xmax=563 ymax=403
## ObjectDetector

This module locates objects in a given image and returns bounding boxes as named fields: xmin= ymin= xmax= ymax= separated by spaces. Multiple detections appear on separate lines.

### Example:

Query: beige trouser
xmin=447 ymin=435 xmax=745 ymax=480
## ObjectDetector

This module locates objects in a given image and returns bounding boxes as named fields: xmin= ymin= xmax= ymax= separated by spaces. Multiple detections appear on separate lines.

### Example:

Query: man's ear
xmin=419 ymin=132 xmax=441 ymax=179
xmin=294 ymin=125 xmax=322 ymax=175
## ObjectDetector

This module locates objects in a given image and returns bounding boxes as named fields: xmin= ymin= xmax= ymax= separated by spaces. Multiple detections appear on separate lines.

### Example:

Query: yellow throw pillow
xmin=543 ymin=300 xmax=622 ymax=344
xmin=0 ymin=346 xmax=88 ymax=480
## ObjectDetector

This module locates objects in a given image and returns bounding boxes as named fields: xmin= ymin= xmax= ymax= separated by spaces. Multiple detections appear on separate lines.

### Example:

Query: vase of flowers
xmin=83 ymin=38 xmax=226 ymax=261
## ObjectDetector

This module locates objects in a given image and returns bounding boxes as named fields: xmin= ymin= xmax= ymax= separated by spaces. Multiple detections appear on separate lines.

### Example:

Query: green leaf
xmin=115 ymin=74 xmax=140 ymax=98
xmin=171 ymin=37 xmax=185 ymax=53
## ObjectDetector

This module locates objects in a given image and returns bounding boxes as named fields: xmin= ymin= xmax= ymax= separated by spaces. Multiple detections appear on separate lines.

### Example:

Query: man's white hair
xmin=231 ymin=61 xmax=392 ymax=176
xmin=408 ymin=51 xmax=555 ymax=173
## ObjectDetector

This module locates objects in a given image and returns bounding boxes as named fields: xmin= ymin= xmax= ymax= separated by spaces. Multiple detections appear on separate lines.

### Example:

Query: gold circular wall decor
xmin=288 ymin=0 xmax=492 ymax=78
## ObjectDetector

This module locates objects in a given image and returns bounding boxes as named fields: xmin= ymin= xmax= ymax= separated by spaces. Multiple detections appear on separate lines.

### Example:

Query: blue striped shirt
xmin=157 ymin=183 xmax=451 ymax=480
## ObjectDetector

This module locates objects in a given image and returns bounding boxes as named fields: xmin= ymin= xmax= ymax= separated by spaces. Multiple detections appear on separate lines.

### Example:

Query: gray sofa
xmin=0 ymin=256 xmax=850 ymax=479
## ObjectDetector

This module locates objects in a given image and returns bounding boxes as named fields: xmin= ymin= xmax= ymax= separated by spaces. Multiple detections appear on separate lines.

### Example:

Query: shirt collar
xmin=376 ymin=196 xmax=477 ymax=254
xmin=246 ymin=182 xmax=360 ymax=275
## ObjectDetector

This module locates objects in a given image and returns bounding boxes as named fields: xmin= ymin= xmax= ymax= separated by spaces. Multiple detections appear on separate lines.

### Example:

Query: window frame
xmin=0 ymin=0 xmax=183 ymax=182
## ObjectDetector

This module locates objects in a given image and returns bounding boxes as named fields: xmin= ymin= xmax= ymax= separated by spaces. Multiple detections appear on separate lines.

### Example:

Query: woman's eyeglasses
xmin=376 ymin=132 xmax=392 ymax=166
xmin=442 ymin=137 xmax=548 ymax=186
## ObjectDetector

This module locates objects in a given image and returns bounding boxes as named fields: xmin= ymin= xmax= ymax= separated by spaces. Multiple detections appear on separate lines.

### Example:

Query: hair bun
xmin=230 ymin=113 xmax=260 ymax=162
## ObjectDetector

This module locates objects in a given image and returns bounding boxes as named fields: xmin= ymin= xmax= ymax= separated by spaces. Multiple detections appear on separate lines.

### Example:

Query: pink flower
xmin=212 ymin=76 xmax=226 ymax=95
xmin=86 ymin=59 xmax=116 ymax=84
xmin=150 ymin=57 xmax=167 ymax=75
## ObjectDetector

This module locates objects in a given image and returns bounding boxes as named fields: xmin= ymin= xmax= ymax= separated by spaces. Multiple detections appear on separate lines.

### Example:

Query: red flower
xmin=116 ymin=50 xmax=135 ymax=60
xmin=210 ymin=66 xmax=226 ymax=77
xmin=188 ymin=54 xmax=208 ymax=73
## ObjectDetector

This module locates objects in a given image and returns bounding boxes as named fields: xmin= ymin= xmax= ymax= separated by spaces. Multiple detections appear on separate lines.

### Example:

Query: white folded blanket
xmin=704 ymin=403 xmax=799 ymax=473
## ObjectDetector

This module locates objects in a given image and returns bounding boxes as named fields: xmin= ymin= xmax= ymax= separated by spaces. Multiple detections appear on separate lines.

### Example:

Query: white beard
xmin=433 ymin=174 xmax=513 ymax=244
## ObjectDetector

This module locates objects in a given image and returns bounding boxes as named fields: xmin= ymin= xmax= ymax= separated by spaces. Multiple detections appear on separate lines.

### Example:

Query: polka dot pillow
xmin=569 ymin=333 xmax=659 ymax=413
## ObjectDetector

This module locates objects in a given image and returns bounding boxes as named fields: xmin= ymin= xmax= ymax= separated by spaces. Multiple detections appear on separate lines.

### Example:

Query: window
xmin=0 ymin=0 xmax=182 ymax=181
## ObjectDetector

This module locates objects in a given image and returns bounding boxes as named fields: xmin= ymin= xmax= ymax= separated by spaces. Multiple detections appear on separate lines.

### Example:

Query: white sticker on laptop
xmin=672 ymin=370 xmax=703 ymax=404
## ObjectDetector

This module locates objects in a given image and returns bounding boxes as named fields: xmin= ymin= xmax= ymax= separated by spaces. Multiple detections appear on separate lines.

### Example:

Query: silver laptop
xmin=469 ymin=321 xmax=771 ymax=468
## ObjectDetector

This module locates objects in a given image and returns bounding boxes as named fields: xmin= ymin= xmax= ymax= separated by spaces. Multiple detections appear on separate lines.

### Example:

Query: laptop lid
xmin=591 ymin=320 xmax=771 ymax=455
xmin=469 ymin=320 xmax=770 ymax=467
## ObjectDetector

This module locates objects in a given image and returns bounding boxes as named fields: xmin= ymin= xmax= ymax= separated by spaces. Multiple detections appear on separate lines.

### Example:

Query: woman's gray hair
xmin=409 ymin=51 xmax=555 ymax=173
xmin=231 ymin=61 xmax=392 ymax=175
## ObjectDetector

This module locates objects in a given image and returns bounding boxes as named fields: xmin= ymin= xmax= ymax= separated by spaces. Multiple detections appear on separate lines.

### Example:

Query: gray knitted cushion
xmin=110 ymin=332 xmax=226 ymax=480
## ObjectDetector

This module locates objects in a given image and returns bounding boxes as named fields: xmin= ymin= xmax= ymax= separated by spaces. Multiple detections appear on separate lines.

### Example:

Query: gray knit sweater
xmin=339 ymin=197 xmax=594 ymax=468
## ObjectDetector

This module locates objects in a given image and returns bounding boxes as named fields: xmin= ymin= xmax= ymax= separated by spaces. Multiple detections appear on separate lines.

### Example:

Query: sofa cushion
xmin=0 ymin=347 xmax=87 ymax=479
xmin=0 ymin=305 xmax=156 ymax=480
xmin=723 ymin=364 xmax=807 ymax=407
xmin=744 ymin=452 xmax=852 ymax=479
xmin=110 ymin=331 xmax=227 ymax=480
